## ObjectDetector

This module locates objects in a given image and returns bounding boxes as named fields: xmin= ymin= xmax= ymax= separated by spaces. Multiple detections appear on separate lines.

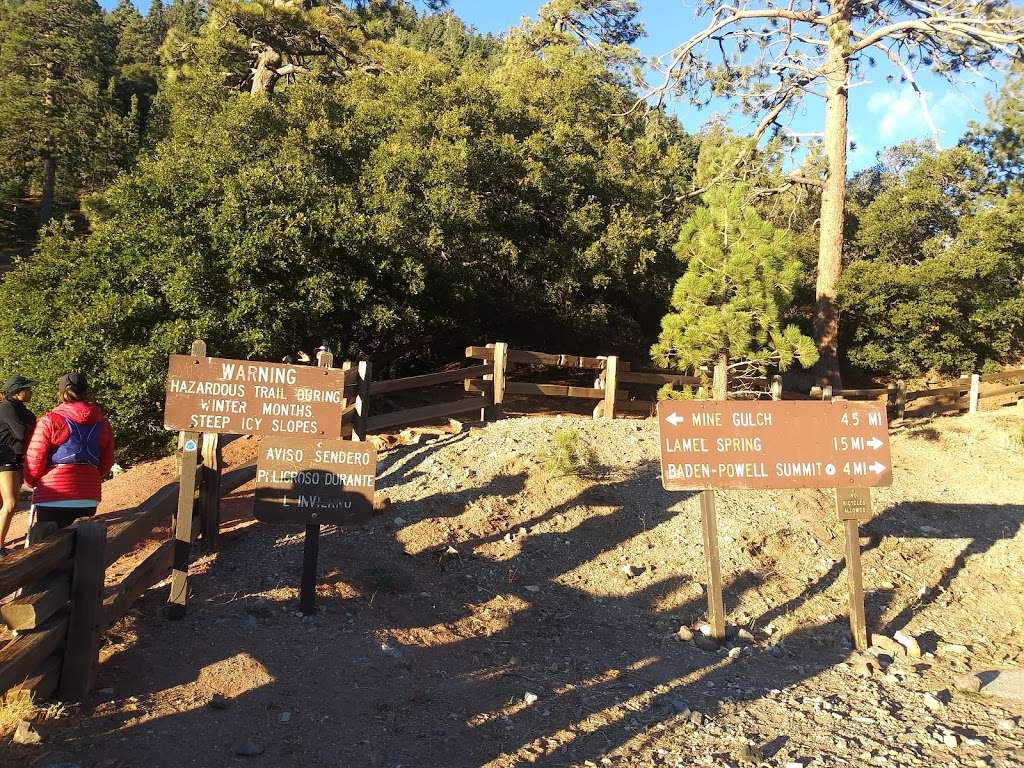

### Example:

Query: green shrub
xmin=538 ymin=428 xmax=597 ymax=477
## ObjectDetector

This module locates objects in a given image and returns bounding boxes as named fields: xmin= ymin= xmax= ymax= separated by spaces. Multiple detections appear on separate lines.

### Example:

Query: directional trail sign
xmin=657 ymin=401 xmax=892 ymax=491
xmin=254 ymin=436 xmax=378 ymax=526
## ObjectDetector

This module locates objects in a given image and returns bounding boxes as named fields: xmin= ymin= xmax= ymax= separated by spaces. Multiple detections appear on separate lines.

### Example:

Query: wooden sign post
xmin=167 ymin=340 xmax=205 ymax=620
xmin=254 ymin=350 xmax=377 ymax=614
xmin=162 ymin=346 xmax=347 ymax=618
xmin=657 ymin=400 xmax=892 ymax=650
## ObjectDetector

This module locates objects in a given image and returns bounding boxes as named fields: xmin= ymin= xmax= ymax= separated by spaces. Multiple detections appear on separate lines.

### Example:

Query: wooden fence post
xmin=59 ymin=520 xmax=107 ymax=700
xmin=968 ymin=373 xmax=980 ymax=414
xmin=770 ymin=375 xmax=782 ymax=401
xmin=199 ymin=432 xmax=221 ymax=551
xmin=603 ymin=356 xmax=618 ymax=420
xmin=823 ymin=385 xmax=833 ymax=401
xmin=485 ymin=342 xmax=508 ymax=421
xmin=896 ymin=381 xmax=907 ymax=421
xmin=353 ymin=361 xmax=372 ymax=442
xmin=167 ymin=339 xmax=204 ymax=620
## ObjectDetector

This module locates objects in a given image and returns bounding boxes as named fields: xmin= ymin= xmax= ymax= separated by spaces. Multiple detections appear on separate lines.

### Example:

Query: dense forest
xmin=0 ymin=0 xmax=1021 ymax=458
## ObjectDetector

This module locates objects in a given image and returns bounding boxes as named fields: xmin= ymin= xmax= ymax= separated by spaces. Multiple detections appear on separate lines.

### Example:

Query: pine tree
xmin=0 ymin=0 xmax=111 ymax=225
xmin=651 ymin=180 xmax=817 ymax=396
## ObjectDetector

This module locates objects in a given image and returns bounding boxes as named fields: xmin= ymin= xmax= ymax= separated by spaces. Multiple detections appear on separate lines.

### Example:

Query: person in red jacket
xmin=23 ymin=373 xmax=115 ymax=540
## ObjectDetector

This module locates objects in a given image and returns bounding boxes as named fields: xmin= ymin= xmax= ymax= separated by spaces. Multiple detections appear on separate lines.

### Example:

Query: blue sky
xmin=104 ymin=1 xmax=1001 ymax=171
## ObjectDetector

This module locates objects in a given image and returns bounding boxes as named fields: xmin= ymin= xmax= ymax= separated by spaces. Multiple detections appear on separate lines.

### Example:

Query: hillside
xmin=4 ymin=409 xmax=1023 ymax=768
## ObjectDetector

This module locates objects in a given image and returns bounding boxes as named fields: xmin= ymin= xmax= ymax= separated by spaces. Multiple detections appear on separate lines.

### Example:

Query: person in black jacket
xmin=0 ymin=375 xmax=36 ymax=555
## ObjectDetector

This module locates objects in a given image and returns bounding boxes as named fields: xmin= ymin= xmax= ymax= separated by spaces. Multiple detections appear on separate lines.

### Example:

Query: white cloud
xmin=864 ymin=84 xmax=976 ymax=147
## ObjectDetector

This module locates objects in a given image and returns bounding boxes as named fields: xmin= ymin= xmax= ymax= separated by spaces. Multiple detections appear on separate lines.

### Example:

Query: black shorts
xmin=28 ymin=505 xmax=98 ymax=542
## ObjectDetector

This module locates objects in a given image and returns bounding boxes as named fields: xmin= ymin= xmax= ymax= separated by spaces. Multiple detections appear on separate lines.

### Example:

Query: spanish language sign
xmin=164 ymin=355 xmax=345 ymax=436
xmin=657 ymin=401 xmax=892 ymax=490
xmin=254 ymin=437 xmax=378 ymax=526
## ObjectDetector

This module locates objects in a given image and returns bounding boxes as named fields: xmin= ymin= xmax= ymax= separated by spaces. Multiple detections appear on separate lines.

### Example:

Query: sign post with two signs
xmin=164 ymin=348 xmax=377 ymax=616
xmin=657 ymin=400 xmax=893 ymax=650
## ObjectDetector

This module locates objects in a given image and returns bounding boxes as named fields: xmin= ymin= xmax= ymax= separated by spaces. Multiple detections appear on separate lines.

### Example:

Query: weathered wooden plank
xmin=906 ymin=385 xmax=967 ymax=400
xmin=365 ymin=397 xmax=487 ymax=433
xmin=979 ymin=383 xmax=1024 ymax=399
xmin=102 ymin=539 xmax=174 ymax=631
xmin=369 ymin=364 xmax=494 ymax=395
xmin=104 ymin=480 xmax=180 ymax=567
xmin=8 ymin=653 xmax=61 ymax=700
xmin=0 ymin=531 xmax=74 ymax=601
xmin=60 ymin=521 xmax=107 ymax=700
xmin=0 ymin=614 xmax=68 ymax=694
xmin=222 ymin=461 xmax=257 ymax=493
xmin=979 ymin=368 xmax=1024 ymax=383
xmin=603 ymin=356 xmax=618 ymax=419
xmin=835 ymin=388 xmax=890 ymax=398
xmin=465 ymin=346 xmax=606 ymax=369
xmin=1 ymin=575 xmax=70 ymax=631
xmin=617 ymin=371 xmax=701 ymax=386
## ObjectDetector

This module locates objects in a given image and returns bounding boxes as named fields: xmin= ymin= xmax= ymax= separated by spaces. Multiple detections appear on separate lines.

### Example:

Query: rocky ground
xmin=2 ymin=406 xmax=1023 ymax=768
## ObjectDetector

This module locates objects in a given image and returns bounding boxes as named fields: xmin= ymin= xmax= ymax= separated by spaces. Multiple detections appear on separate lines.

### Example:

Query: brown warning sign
xmin=254 ymin=437 xmax=377 ymax=526
xmin=164 ymin=355 xmax=346 ymax=437
xmin=657 ymin=401 xmax=892 ymax=491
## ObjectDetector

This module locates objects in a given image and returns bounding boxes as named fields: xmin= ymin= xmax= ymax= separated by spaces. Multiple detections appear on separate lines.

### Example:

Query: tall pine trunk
xmin=813 ymin=7 xmax=851 ymax=388
xmin=40 ymin=72 xmax=55 ymax=228
xmin=39 ymin=150 xmax=56 ymax=227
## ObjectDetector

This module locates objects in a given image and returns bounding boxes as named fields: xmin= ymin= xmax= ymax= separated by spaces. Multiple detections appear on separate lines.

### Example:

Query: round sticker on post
xmin=184 ymin=439 xmax=198 ymax=453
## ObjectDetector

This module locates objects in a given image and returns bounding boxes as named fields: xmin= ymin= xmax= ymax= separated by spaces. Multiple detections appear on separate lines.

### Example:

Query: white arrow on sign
xmin=867 ymin=437 xmax=883 ymax=450
xmin=869 ymin=461 xmax=886 ymax=475
xmin=666 ymin=412 xmax=684 ymax=427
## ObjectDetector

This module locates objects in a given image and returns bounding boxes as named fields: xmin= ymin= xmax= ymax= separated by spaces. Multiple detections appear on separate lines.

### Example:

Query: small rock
xmin=13 ymin=720 xmax=42 ymax=746
xmin=954 ymin=672 xmax=982 ymax=693
xmin=894 ymin=631 xmax=922 ymax=658
xmin=923 ymin=693 xmax=944 ymax=711
xmin=689 ymin=710 xmax=703 ymax=726
xmin=735 ymin=628 xmax=755 ymax=644
xmin=696 ymin=622 xmax=714 ymax=637
xmin=524 ymin=692 xmax=539 ymax=706
xmin=524 ymin=585 xmax=541 ymax=593
xmin=694 ymin=635 xmax=720 ymax=652
xmin=942 ymin=732 xmax=960 ymax=749
xmin=996 ymin=717 xmax=1017 ymax=731
xmin=784 ymin=762 xmax=804 ymax=768
xmin=444 ymin=545 xmax=459 ymax=556
xmin=235 ymin=740 xmax=265 ymax=757
xmin=675 ymin=625 xmax=694 ymax=642
xmin=621 ymin=564 xmax=645 ymax=579
xmin=279 ymin=711 xmax=291 ymax=723
xmin=870 ymin=634 xmax=904 ymax=657
xmin=209 ymin=693 xmax=230 ymax=710
xmin=668 ymin=698 xmax=690 ymax=716
xmin=727 ymin=647 xmax=742 ymax=660
xmin=853 ymin=656 xmax=882 ymax=677
xmin=380 ymin=643 xmax=402 ymax=658
xmin=733 ymin=741 xmax=763 ymax=765
xmin=938 ymin=643 xmax=970 ymax=656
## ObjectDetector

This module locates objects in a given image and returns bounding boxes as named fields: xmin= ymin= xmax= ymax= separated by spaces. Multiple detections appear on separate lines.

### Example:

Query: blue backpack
xmin=50 ymin=416 xmax=102 ymax=466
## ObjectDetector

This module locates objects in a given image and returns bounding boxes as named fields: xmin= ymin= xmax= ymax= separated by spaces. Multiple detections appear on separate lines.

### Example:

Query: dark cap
xmin=58 ymin=372 xmax=88 ymax=395
xmin=2 ymin=375 xmax=35 ymax=395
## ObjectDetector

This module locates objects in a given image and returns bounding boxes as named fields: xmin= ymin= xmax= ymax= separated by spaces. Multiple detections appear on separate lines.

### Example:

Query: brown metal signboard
xmin=164 ymin=355 xmax=345 ymax=436
xmin=657 ymin=401 xmax=892 ymax=491
xmin=254 ymin=437 xmax=377 ymax=526
xmin=836 ymin=486 xmax=874 ymax=521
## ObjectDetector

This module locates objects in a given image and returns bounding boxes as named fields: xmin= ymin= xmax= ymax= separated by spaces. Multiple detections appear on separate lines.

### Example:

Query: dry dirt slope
xmin=4 ymin=409 xmax=1024 ymax=768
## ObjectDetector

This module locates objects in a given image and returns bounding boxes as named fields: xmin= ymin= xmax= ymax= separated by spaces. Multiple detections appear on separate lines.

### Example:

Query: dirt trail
xmin=3 ymin=409 xmax=1023 ymax=768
